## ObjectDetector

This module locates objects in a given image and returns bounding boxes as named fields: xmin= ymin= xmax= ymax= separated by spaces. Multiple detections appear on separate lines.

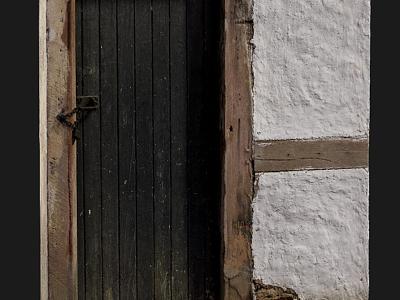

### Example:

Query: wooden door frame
xmin=40 ymin=0 xmax=77 ymax=298
xmin=222 ymin=0 xmax=253 ymax=299
xmin=39 ymin=0 xmax=254 ymax=298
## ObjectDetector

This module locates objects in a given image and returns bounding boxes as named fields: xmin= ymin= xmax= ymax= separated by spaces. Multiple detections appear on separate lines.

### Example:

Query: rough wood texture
xmin=80 ymin=0 xmax=102 ymax=297
xmin=99 ymin=0 xmax=120 ymax=297
xmin=77 ymin=0 xmax=221 ymax=298
xmin=254 ymin=138 xmax=369 ymax=172
xmin=39 ymin=0 xmax=48 ymax=298
xmin=170 ymin=1 xmax=188 ymax=298
xmin=153 ymin=1 xmax=172 ymax=298
xmin=41 ymin=0 xmax=77 ymax=298
xmin=135 ymin=0 xmax=155 ymax=297
xmin=117 ymin=1 xmax=137 ymax=298
xmin=223 ymin=0 xmax=254 ymax=299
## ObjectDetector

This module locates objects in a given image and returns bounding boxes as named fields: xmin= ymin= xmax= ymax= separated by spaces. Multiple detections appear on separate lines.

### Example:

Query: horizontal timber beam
xmin=254 ymin=138 xmax=368 ymax=173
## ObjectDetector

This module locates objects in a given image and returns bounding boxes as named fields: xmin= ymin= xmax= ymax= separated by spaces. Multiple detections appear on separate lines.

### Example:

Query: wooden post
xmin=39 ymin=0 xmax=77 ymax=298
xmin=222 ymin=0 xmax=254 ymax=299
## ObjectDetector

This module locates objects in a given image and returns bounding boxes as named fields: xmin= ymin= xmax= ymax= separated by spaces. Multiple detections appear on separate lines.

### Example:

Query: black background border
xmin=0 ymin=0 xmax=397 ymax=298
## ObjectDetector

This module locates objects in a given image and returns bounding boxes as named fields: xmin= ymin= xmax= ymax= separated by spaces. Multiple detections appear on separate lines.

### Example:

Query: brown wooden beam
xmin=254 ymin=138 xmax=369 ymax=172
xmin=40 ymin=0 xmax=77 ymax=298
xmin=222 ymin=0 xmax=254 ymax=299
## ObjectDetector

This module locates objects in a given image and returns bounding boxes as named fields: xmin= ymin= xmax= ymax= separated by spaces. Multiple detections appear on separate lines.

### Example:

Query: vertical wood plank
xmin=187 ymin=0 xmax=206 ymax=298
xmin=117 ymin=0 xmax=137 ymax=298
xmin=170 ymin=0 xmax=188 ymax=298
xmin=99 ymin=0 xmax=120 ymax=298
xmin=223 ymin=0 xmax=254 ymax=299
xmin=76 ymin=0 xmax=86 ymax=297
xmin=45 ymin=0 xmax=78 ymax=298
xmin=203 ymin=0 xmax=223 ymax=298
xmin=39 ymin=0 xmax=48 ymax=297
xmin=135 ymin=0 xmax=155 ymax=298
xmin=75 ymin=1 xmax=227 ymax=299
xmin=153 ymin=0 xmax=172 ymax=299
xmin=82 ymin=0 xmax=102 ymax=298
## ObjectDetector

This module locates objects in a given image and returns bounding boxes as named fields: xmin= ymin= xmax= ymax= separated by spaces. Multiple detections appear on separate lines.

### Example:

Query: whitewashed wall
xmin=251 ymin=1 xmax=370 ymax=299
xmin=253 ymin=0 xmax=370 ymax=141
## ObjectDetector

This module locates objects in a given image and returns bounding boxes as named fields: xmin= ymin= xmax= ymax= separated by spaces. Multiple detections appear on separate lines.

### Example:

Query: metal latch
xmin=56 ymin=96 xmax=99 ymax=144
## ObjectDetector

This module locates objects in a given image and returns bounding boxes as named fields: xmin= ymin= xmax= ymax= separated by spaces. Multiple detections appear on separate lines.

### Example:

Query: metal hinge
xmin=56 ymin=96 xmax=99 ymax=144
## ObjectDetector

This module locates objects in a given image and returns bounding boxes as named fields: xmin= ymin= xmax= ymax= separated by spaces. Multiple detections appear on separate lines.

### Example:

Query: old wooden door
xmin=76 ymin=0 xmax=221 ymax=299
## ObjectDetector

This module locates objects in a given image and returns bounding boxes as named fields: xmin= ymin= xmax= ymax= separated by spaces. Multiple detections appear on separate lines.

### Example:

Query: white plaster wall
xmin=252 ymin=0 xmax=370 ymax=140
xmin=252 ymin=169 xmax=369 ymax=300
xmin=251 ymin=1 xmax=370 ymax=298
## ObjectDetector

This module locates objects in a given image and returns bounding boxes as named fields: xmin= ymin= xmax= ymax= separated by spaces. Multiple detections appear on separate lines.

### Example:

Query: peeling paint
xmin=253 ymin=280 xmax=299 ymax=300
xmin=252 ymin=169 xmax=369 ymax=299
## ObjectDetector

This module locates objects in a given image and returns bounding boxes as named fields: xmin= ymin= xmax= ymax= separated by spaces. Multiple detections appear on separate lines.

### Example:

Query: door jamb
xmin=222 ymin=0 xmax=254 ymax=299
xmin=39 ymin=0 xmax=254 ymax=298
xmin=40 ymin=0 xmax=77 ymax=298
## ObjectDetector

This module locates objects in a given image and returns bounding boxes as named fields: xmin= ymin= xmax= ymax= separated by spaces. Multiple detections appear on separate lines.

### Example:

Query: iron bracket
xmin=56 ymin=96 xmax=99 ymax=144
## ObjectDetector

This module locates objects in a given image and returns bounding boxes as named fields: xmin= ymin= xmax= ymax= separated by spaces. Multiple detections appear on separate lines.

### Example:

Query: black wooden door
xmin=76 ymin=0 xmax=221 ymax=299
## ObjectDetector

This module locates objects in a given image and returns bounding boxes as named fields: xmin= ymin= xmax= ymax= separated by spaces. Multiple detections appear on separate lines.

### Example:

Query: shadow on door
xmin=76 ymin=0 xmax=222 ymax=298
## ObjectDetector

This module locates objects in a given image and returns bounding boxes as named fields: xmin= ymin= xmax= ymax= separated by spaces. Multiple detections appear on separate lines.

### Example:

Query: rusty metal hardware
xmin=56 ymin=96 xmax=99 ymax=144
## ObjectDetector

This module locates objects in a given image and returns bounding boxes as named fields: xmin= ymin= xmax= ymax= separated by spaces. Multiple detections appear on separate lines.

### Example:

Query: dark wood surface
xmin=153 ymin=0 xmax=172 ymax=299
xmin=117 ymin=0 xmax=136 ymax=298
xmin=76 ymin=0 xmax=85 ymax=297
xmin=187 ymin=0 xmax=206 ymax=298
xmin=135 ymin=0 xmax=155 ymax=298
xmin=100 ymin=0 xmax=120 ymax=298
xmin=77 ymin=0 xmax=222 ymax=298
xmin=170 ymin=0 xmax=188 ymax=298
xmin=169 ymin=0 xmax=189 ymax=298
xmin=81 ymin=0 xmax=102 ymax=298
xmin=254 ymin=138 xmax=369 ymax=172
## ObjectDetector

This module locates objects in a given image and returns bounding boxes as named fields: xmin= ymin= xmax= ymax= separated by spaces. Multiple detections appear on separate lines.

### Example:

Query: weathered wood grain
xmin=81 ymin=0 xmax=102 ymax=297
xmin=117 ymin=0 xmax=137 ymax=298
xmin=100 ymin=0 xmax=120 ymax=298
xmin=254 ymin=138 xmax=369 ymax=172
xmin=153 ymin=0 xmax=172 ymax=298
xmin=39 ymin=0 xmax=48 ymax=298
xmin=41 ymin=0 xmax=78 ymax=298
xmin=187 ymin=0 xmax=207 ymax=298
xmin=203 ymin=0 xmax=223 ymax=297
xmin=223 ymin=0 xmax=254 ymax=299
xmin=135 ymin=0 xmax=155 ymax=298
xmin=75 ymin=1 xmax=85 ymax=298
xmin=170 ymin=1 xmax=188 ymax=298
xmin=41 ymin=0 xmax=255 ymax=299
